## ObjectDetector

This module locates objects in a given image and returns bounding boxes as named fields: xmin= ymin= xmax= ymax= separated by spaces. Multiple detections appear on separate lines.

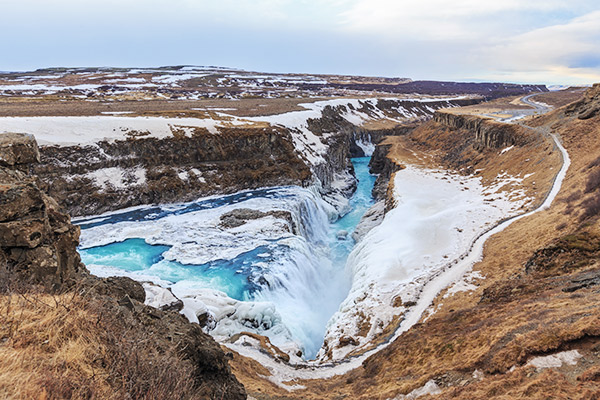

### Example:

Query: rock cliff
xmin=0 ymin=133 xmax=84 ymax=288
xmin=34 ymin=127 xmax=311 ymax=217
xmin=26 ymin=97 xmax=480 ymax=218
xmin=433 ymin=111 xmax=531 ymax=150
xmin=566 ymin=83 xmax=600 ymax=120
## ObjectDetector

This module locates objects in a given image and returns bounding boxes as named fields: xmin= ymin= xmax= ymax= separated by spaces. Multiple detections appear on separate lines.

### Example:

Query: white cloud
xmin=475 ymin=10 xmax=600 ymax=84
xmin=486 ymin=10 xmax=600 ymax=67
xmin=1 ymin=0 xmax=599 ymax=84
xmin=335 ymin=0 xmax=600 ymax=84
xmin=339 ymin=0 xmax=595 ymax=39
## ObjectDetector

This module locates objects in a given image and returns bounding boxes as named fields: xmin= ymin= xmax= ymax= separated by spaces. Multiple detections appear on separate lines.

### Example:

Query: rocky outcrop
xmin=220 ymin=208 xmax=296 ymax=232
xmin=0 ymin=133 xmax=85 ymax=288
xmin=369 ymin=143 xmax=404 ymax=203
xmin=433 ymin=111 xmax=530 ymax=150
xmin=352 ymin=201 xmax=385 ymax=242
xmin=0 ymin=132 xmax=40 ymax=168
xmin=566 ymin=83 xmax=600 ymax=120
xmin=306 ymin=105 xmax=357 ymax=193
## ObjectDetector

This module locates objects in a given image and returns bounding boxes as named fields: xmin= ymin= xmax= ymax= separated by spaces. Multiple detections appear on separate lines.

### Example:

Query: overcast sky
xmin=2 ymin=0 xmax=599 ymax=85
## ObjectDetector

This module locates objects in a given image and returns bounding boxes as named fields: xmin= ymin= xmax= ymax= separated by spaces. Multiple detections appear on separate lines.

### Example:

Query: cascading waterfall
xmin=353 ymin=132 xmax=375 ymax=157
xmin=78 ymin=157 xmax=375 ymax=360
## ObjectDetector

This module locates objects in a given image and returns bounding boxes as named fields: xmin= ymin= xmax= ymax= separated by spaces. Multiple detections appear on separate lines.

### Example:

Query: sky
xmin=2 ymin=0 xmax=600 ymax=85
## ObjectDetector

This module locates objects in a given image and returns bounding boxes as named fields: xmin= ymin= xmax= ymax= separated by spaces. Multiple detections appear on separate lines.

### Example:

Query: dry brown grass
xmin=532 ymin=89 xmax=586 ymax=108
xmin=0 ymin=290 xmax=198 ymax=400
xmin=0 ymin=292 xmax=112 ymax=399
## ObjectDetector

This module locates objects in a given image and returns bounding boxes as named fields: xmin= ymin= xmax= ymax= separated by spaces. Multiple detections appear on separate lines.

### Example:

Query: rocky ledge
xmin=433 ymin=111 xmax=533 ymax=150
xmin=0 ymin=132 xmax=84 ymax=288
xmin=566 ymin=83 xmax=600 ymax=120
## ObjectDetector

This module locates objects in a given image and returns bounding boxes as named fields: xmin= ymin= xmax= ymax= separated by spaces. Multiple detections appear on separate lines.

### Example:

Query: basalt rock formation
xmin=34 ymin=127 xmax=312 ymax=217
xmin=433 ymin=111 xmax=532 ymax=150
xmin=368 ymin=143 xmax=404 ymax=205
xmin=566 ymin=83 xmax=600 ymax=120
xmin=0 ymin=133 xmax=85 ymax=288
xmin=29 ymin=97 xmax=479 ymax=218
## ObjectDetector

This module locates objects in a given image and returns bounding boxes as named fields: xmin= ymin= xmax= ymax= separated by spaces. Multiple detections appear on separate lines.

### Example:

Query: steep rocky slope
xmin=35 ymin=126 xmax=312 ymax=217
xmin=0 ymin=132 xmax=84 ymax=288
xmin=0 ymin=133 xmax=247 ymax=399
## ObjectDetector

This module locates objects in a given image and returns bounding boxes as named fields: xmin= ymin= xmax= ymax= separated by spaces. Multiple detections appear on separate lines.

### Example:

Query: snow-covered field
xmin=0 ymin=97 xmax=463 ymax=169
xmin=0 ymin=115 xmax=246 ymax=146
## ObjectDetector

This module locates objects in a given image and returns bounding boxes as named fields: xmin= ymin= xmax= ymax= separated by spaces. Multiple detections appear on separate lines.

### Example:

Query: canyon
xmin=1 ymin=67 xmax=597 ymax=399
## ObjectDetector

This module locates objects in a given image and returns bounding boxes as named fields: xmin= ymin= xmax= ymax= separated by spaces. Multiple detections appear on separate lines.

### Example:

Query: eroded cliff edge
xmin=0 ymin=133 xmax=247 ymax=400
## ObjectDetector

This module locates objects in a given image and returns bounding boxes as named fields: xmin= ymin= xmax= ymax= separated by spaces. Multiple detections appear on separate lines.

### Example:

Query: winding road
xmin=484 ymin=93 xmax=552 ymax=122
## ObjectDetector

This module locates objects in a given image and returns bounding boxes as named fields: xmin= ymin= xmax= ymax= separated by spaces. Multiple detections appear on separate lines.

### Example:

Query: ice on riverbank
xmin=79 ymin=184 xmax=351 ymax=358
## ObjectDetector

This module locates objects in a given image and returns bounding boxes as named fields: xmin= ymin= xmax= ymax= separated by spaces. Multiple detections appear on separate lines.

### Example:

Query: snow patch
xmin=0 ymin=116 xmax=238 ymax=146
xmin=526 ymin=350 xmax=582 ymax=370
xmin=84 ymin=166 xmax=146 ymax=190
xmin=444 ymin=270 xmax=484 ymax=298
xmin=500 ymin=145 xmax=514 ymax=155
xmin=392 ymin=380 xmax=442 ymax=399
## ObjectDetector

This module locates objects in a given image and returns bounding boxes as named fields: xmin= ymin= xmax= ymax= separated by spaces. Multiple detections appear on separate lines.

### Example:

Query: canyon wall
xmin=0 ymin=133 xmax=84 ymax=288
xmin=433 ymin=111 xmax=532 ymax=150
xmin=34 ymin=127 xmax=312 ymax=217
xmin=31 ymin=97 xmax=479 ymax=218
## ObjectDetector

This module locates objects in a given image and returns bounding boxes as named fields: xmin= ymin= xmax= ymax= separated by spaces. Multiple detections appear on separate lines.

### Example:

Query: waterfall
xmin=77 ymin=158 xmax=375 ymax=360
xmin=354 ymin=132 xmax=375 ymax=157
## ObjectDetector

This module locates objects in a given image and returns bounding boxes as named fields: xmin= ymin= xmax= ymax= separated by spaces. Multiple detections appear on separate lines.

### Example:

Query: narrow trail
xmin=227 ymin=108 xmax=571 ymax=389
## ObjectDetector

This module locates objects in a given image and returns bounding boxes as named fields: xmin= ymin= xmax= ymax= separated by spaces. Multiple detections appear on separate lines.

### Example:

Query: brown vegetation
xmin=0 ymin=131 xmax=246 ymax=400
xmin=532 ymin=88 xmax=586 ymax=108
xmin=0 ymin=291 xmax=197 ymax=400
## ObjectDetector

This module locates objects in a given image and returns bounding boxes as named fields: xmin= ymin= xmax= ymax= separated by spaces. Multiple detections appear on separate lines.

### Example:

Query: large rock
xmin=566 ymin=83 xmax=600 ymax=120
xmin=0 ymin=133 xmax=84 ymax=288
xmin=0 ymin=219 xmax=47 ymax=248
xmin=0 ymin=132 xmax=40 ymax=167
